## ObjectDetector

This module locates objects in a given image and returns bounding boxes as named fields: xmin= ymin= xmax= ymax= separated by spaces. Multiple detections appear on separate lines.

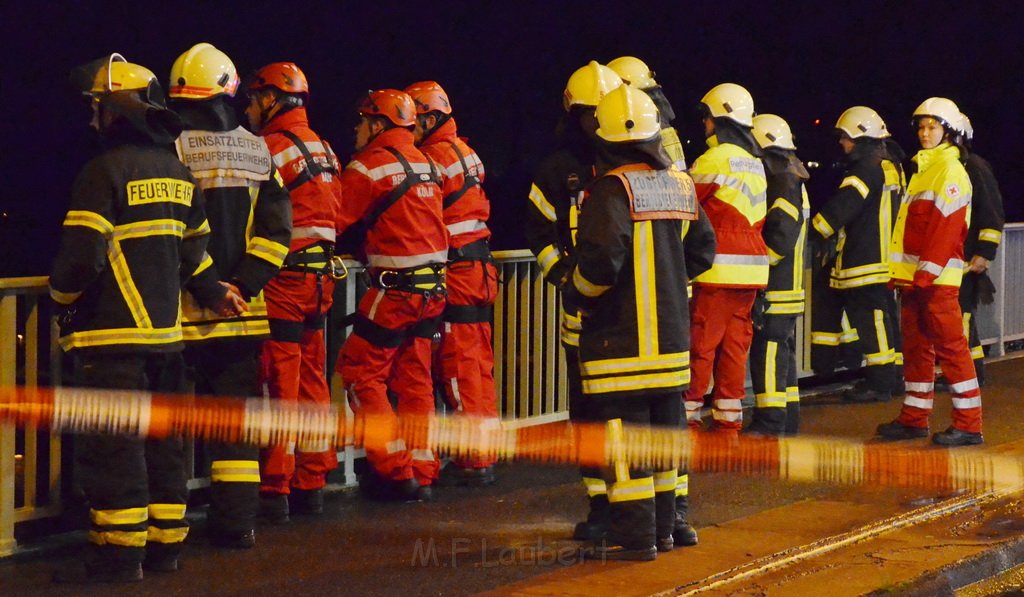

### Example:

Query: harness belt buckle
xmin=329 ymin=255 xmax=349 ymax=280
xmin=378 ymin=270 xmax=400 ymax=289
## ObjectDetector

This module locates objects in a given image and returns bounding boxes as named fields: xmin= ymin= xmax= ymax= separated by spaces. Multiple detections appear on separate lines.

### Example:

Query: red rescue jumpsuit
xmin=337 ymin=127 xmax=448 ymax=486
xmin=257 ymin=107 xmax=343 ymax=495
xmin=419 ymin=118 xmax=498 ymax=469
xmin=684 ymin=134 xmax=769 ymax=431
xmin=889 ymin=143 xmax=980 ymax=432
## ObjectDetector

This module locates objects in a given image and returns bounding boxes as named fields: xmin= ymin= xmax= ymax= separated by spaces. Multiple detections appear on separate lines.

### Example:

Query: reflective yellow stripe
xmin=64 ymin=210 xmax=114 ymax=236
xmin=757 ymin=340 xmax=781 ymax=406
xmin=765 ymin=290 xmax=804 ymax=302
xmin=582 ymin=368 xmax=690 ymax=395
xmin=59 ymin=326 xmax=182 ymax=350
xmin=971 ymin=345 xmax=984 ymax=359
xmin=184 ymin=219 xmax=211 ymax=238
xmin=812 ymin=213 xmax=835 ymax=238
xmin=581 ymin=352 xmax=689 ymax=376
xmin=147 ymin=525 xmax=189 ymax=544
xmin=528 ymin=183 xmax=557 ymax=222
xmin=840 ymin=176 xmax=870 ymax=198
xmin=49 ymin=286 xmax=82 ymax=305
xmin=192 ymin=253 xmax=214 ymax=277
xmin=786 ymin=386 xmax=800 ymax=404
xmin=573 ymin=268 xmax=611 ymax=298
xmin=978 ymin=228 xmax=1002 ymax=244
xmin=108 ymin=238 xmax=151 ymax=328
xmin=582 ymin=477 xmax=607 ymax=497
xmin=676 ymin=473 xmax=689 ymax=497
xmin=873 ymin=309 xmax=890 ymax=354
xmin=211 ymin=460 xmax=260 ymax=483
xmin=536 ymin=243 xmax=561 ymax=276
xmin=767 ymin=246 xmax=783 ymax=265
xmin=114 ymin=219 xmax=186 ymax=240
xmin=770 ymin=198 xmax=800 ymax=221
xmin=89 ymin=530 xmax=147 ymax=547
xmin=653 ymin=470 xmax=676 ymax=493
xmin=248 ymin=236 xmax=289 ymax=268
xmin=91 ymin=507 xmax=148 ymax=526
xmin=608 ymin=419 xmax=628 ymax=483
xmin=811 ymin=331 xmax=841 ymax=346
xmin=608 ymin=477 xmax=655 ymax=503
xmin=634 ymin=221 xmax=657 ymax=356
xmin=148 ymin=503 xmax=186 ymax=520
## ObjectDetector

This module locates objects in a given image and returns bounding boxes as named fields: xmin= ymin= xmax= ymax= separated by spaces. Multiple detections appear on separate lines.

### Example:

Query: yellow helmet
xmin=563 ymin=61 xmax=623 ymax=111
xmin=169 ymin=43 xmax=240 ymax=100
xmin=595 ymin=84 xmax=660 ymax=143
xmin=912 ymin=97 xmax=960 ymax=130
xmin=835 ymin=106 xmax=890 ymax=139
xmin=700 ymin=83 xmax=755 ymax=127
xmin=607 ymin=56 xmax=657 ymax=89
xmin=73 ymin=53 xmax=157 ymax=97
xmin=752 ymin=114 xmax=796 ymax=150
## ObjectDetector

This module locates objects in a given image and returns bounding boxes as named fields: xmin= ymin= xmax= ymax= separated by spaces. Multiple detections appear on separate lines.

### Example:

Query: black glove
xmin=977 ymin=272 xmax=997 ymax=306
xmin=751 ymin=290 xmax=767 ymax=331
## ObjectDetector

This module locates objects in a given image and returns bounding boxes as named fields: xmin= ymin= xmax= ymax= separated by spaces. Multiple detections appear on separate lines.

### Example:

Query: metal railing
xmin=2 ymin=228 xmax=1021 ymax=556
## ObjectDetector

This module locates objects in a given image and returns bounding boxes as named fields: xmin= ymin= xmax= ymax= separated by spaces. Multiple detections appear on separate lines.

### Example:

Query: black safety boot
xmin=932 ymin=427 xmax=983 ymax=446
xmin=143 ymin=544 xmax=181 ymax=573
xmin=437 ymin=463 xmax=496 ymax=487
xmin=672 ymin=496 xmax=698 ymax=547
xmin=656 ymin=535 xmax=674 ymax=553
xmin=843 ymin=382 xmax=891 ymax=403
xmin=876 ymin=420 xmax=929 ymax=440
xmin=289 ymin=488 xmax=324 ymax=515
xmin=583 ymin=542 xmax=657 ymax=562
xmin=260 ymin=492 xmax=290 ymax=524
xmin=53 ymin=561 xmax=143 ymax=584
xmin=573 ymin=494 xmax=610 ymax=541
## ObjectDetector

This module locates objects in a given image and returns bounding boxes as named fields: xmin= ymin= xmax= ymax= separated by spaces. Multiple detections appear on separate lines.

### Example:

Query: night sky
xmin=3 ymin=1 xmax=1022 ymax=278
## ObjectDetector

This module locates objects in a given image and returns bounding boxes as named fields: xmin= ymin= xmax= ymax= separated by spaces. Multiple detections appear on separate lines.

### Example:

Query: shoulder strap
xmin=363 ymin=147 xmax=429 ymax=230
xmin=278 ymin=129 xmax=338 ymax=191
xmin=442 ymin=141 xmax=483 ymax=209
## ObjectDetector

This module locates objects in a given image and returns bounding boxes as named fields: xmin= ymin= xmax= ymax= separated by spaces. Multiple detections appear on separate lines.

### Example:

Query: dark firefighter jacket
xmin=174 ymin=100 xmax=292 ymax=343
xmin=962 ymin=152 xmax=1005 ymax=261
xmin=569 ymin=139 xmax=716 ymax=398
xmin=761 ymin=149 xmax=810 ymax=316
xmin=50 ymin=91 xmax=209 ymax=353
xmin=811 ymin=140 xmax=904 ymax=289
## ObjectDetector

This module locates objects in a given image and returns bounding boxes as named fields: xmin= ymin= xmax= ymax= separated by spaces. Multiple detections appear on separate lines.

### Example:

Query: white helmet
xmin=912 ymin=97 xmax=960 ymax=130
xmin=835 ymin=106 xmax=890 ymax=139
xmin=752 ymin=114 xmax=796 ymax=150
xmin=700 ymin=83 xmax=754 ymax=127
xmin=957 ymin=112 xmax=974 ymax=141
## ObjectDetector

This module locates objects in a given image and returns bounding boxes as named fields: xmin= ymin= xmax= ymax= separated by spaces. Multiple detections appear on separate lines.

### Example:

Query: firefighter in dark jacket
xmin=169 ymin=43 xmax=293 ymax=548
xmin=525 ymin=61 xmax=621 ymax=540
xmin=570 ymin=85 xmax=716 ymax=561
xmin=955 ymin=112 xmax=1005 ymax=387
xmin=607 ymin=56 xmax=686 ymax=170
xmin=747 ymin=115 xmax=809 ymax=435
xmin=810 ymin=106 xmax=905 ymax=402
xmin=51 ymin=53 xmax=210 ymax=583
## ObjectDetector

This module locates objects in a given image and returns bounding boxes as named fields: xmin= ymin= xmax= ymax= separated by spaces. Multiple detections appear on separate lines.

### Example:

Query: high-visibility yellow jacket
xmin=689 ymin=135 xmax=768 ymax=288
xmin=890 ymin=143 xmax=972 ymax=288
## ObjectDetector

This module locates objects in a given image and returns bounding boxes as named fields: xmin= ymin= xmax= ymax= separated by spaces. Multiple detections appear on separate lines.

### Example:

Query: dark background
xmin=2 ymin=1 xmax=1022 ymax=278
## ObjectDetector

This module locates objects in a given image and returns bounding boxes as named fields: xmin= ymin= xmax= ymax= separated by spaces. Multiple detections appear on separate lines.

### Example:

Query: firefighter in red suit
xmin=878 ymin=97 xmax=981 ymax=446
xmin=683 ymin=83 xmax=769 ymax=432
xmin=405 ymin=81 xmax=499 ymax=486
xmin=245 ymin=63 xmax=342 ymax=520
xmin=336 ymin=90 xmax=447 ymax=500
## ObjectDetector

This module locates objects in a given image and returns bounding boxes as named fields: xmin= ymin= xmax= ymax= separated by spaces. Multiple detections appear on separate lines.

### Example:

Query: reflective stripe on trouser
xmin=186 ymin=340 xmax=262 ymax=536
xmin=593 ymin=393 xmax=681 ymax=549
xmin=339 ymin=289 xmax=445 ymax=484
xmin=749 ymin=314 xmax=797 ymax=434
xmin=810 ymin=276 xmax=864 ymax=377
xmin=897 ymin=286 xmax=982 ymax=433
xmin=685 ymin=286 xmax=757 ymax=430
xmin=261 ymin=272 xmax=338 ymax=494
xmin=841 ymin=285 xmax=900 ymax=392
xmin=148 ymin=503 xmax=189 ymax=545
xmin=439 ymin=260 xmax=499 ymax=468
xmin=74 ymin=352 xmax=188 ymax=564
xmin=958 ymin=272 xmax=986 ymax=386
xmin=565 ymin=345 xmax=607 ymax=518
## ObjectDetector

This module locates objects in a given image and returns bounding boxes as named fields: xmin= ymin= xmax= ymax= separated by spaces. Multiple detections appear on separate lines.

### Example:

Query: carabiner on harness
xmin=329 ymin=255 xmax=349 ymax=280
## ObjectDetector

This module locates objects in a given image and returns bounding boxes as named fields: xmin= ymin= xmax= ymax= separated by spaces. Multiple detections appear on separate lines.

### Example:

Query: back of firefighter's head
xmin=595 ymin=84 xmax=661 ymax=144
xmin=912 ymin=97 xmax=963 ymax=150
xmin=834 ymin=106 xmax=889 ymax=155
xmin=698 ymin=83 xmax=754 ymax=138
xmin=355 ymin=89 xmax=416 ymax=150
xmin=607 ymin=56 xmax=657 ymax=90
xmin=168 ymin=43 xmax=240 ymax=104
xmin=752 ymin=114 xmax=797 ymax=152
xmin=70 ymin=52 xmax=174 ymax=136
xmin=563 ymin=61 xmax=623 ymax=139
xmin=405 ymin=81 xmax=452 ymax=144
xmin=245 ymin=62 xmax=309 ymax=131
